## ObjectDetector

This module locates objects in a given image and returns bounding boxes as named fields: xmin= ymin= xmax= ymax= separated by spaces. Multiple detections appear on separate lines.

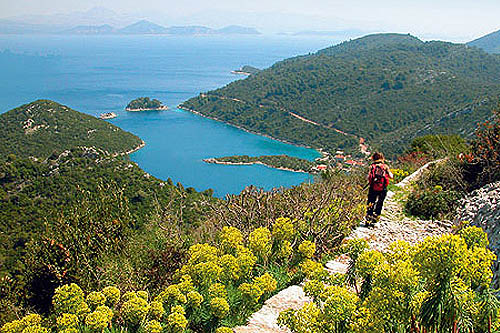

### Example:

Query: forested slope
xmin=0 ymin=100 xmax=143 ymax=158
xmin=0 ymin=100 xmax=214 ymax=319
xmin=468 ymin=29 xmax=500 ymax=54
xmin=181 ymin=33 xmax=500 ymax=156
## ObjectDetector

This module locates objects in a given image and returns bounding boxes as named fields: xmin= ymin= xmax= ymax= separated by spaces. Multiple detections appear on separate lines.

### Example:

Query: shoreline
xmin=118 ymin=140 xmax=146 ymax=156
xmin=203 ymin=158 xmax=312 ymax=174
xmin=230 ymin=70 xmax=251 ymax=76
xmin=125 ymin=106 xmax=168 ymax=112
xmin=178 ymin=105 xmax=323 ymax=157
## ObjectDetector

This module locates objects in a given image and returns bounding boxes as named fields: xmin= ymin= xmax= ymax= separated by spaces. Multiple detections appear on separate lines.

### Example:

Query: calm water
xmin=0 ymin=35 xmax=339 ymax=196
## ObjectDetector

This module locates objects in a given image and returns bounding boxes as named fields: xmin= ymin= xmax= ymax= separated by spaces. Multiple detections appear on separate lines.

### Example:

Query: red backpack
xmin=369 ymin=164 xmax=389 ymax=191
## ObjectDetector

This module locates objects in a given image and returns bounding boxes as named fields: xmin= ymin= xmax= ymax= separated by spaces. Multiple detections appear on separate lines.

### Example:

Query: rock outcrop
xmin=455 ymin=181 xmax=500 ymax=287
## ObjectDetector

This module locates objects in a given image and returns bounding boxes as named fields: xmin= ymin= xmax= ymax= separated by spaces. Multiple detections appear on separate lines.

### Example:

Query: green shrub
xmin=279 ymin=232 xmax=499 ymax=333
xmin=405 ymin=186 xmax=461 ymax=219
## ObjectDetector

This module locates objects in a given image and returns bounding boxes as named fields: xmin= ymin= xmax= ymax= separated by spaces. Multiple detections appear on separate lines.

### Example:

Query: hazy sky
xmin=1 ymin=0 xmax=499 ymax=41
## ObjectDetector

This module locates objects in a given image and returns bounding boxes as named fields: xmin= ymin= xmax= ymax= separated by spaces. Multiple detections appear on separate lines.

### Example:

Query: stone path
xmin=233 ymin=160 xmax=453 ymax=333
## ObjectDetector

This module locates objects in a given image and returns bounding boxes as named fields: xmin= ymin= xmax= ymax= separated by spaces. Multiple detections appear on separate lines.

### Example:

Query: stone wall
xmin=455 ymin=181 xmax=500 ymax=287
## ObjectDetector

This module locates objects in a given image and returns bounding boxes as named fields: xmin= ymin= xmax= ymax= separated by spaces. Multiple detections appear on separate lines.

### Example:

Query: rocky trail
xmin=233 ymin=160 xmax=453 ymax=333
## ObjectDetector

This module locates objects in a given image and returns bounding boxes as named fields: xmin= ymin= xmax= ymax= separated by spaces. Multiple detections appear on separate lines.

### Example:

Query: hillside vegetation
xmin=0 ymin=100 xmax=368 ymax=329
xmin=0 ymin=100 xmax=143 ymax=158
xmin=181 ymin=33 xmax=500 ymax=156
xmin=0 ymin=148 xmax=214 ymax=317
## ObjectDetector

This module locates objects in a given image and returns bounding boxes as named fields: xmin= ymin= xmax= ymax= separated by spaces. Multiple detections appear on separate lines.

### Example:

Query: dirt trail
xmin=233 ymin=160 xmax=452 ymax=333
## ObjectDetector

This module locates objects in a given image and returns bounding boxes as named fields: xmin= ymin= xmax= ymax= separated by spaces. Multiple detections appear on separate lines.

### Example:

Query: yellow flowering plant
xmin=3 ymin=225 xmax=325 ymax=333
xmin=208 ymin=283 xmax=227 ymax=299
xmin=166 ymin=312 xmax=187 ymax=333
xmin=238 ymin=283 xmax=263 ymax=305
xmin=56 ymin=313 xmax=79 ymax=331
xmin=218 ymin=254 xmax=240 ymax=282
xmin=144 ymin=320 xmax=162 ymax=333
xmin=280 ymin=231 xmax=500 ymax=333
xmin=86 ymin=291 xmax=106 ymax=311
xmin=215 ymin=327 xmax=233 ymax=333
xmin=101 ymin=286 xmax=120 ymax=307
xmin=148 ymin=301 xmax=165 ymax=321
xmin=186 ymin=291 xmax=203 ymax=308
xmin=85 ymin=307 xmax=111 ymax=331
xmin=1 ymin=315 xmax=46 ymax=333
xmin=52 ymin=283 xmax=85 ymax=315
xmin=209 ymin=297 xmax=230 ymax=318
xmin=298 ymin=240 xmax=316 ymax=259
xmin=219 ymin=226 xmax=243 ymax=253
xmin=121 ymin=296 xmax=150 ymax=327
xmin=253 ymin=273 xmax=277 ymax=294
xmin=272 ymin=217 xmax=295 ymax=242
xmin=248 ymin=227 xmax=271 ymax=260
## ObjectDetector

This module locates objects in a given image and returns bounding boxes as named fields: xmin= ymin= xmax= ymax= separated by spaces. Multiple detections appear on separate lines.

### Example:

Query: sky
xmin=1 ymin=0 xmax=499 ymax=41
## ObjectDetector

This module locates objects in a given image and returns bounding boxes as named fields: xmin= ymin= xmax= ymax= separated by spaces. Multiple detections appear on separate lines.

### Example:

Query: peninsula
xmin=203 ymin=154 xmax=319 ymax=173
xmin=231 ymin=65 xmax=261 ymax=76
xmin=126 ymin=97 xmax=168 ymax=111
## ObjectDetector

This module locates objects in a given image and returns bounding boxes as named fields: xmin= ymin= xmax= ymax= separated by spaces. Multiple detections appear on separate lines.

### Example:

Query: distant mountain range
xmin=0 ymin=14 xmax=261 ymax=36
xmin=62 ymin=24 xmax=115 ymax=35
xmin=468 ymin=29 xmax=500 ymax=54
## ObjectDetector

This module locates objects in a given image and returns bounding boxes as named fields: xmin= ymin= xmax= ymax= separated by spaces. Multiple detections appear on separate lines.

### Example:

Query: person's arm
xmin=386 ymin=164 xmax=394 ymax=179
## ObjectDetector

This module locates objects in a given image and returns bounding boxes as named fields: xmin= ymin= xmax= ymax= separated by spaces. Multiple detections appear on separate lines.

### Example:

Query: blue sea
xmin=0 ymin=34 xmax=340 ymax=197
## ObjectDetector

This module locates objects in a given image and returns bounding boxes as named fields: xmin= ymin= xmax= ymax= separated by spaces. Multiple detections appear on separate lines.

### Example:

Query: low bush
xmin=0 ymin=223 xmax=326 ymax=332
xmin=405 ymin=185 xmax=461 ymax=219
xmin=278 ymin=228 xmax=499 ymax=333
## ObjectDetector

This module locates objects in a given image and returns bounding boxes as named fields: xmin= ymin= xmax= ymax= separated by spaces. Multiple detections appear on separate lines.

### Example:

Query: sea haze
xmin=0 ymin=34 xmax=339 ymax=196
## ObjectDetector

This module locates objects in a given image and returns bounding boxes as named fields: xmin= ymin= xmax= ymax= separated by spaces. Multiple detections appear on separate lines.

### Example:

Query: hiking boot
xmin=364 ymin=215 xmax=375 ymax=227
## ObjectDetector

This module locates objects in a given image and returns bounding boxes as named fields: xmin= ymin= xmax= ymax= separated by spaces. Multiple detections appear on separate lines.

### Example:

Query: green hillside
xmin=0 ymin=100 xmax=215 ymax=319
xmin=181 ymin=33 xmax=500 ymax=156
xmin=0 ymin=100 xmax=143 ymax=158
xmin=0 ymin=147 xmax=214 ymax=317
xmin=468 ymin=29 xmax=500 ymax=53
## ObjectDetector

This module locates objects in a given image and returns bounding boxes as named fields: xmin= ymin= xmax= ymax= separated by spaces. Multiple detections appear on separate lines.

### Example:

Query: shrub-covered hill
xmin=0 ymin=100 xmax=143 ymax=159
xmin=468 ymin=28 xmax=500 ymax=54
xmin=0 ymin=148 xmax=214 ymax=317
xmin=181 ymin=33 xmax=500 ymax=156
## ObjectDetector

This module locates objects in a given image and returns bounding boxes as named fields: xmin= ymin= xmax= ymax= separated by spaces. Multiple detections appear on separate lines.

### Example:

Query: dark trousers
xmin=366 ymin=187 xmax=387 ymax=218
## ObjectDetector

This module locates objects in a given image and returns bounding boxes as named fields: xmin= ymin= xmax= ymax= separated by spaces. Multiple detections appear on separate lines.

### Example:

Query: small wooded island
xmin=203 ymin=154 xmax=319 ymax=173
xmin=126 ymin=97 xmax=168 ymax=111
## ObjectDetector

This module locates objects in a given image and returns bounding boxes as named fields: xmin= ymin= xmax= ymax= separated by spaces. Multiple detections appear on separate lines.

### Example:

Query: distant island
xmin=126 ymin=97 xmax=168 ymax=111
xmin=99 ymin=112 xmax=117 ymax=119
xmin=231 ymin=65 xmax=261 ymax=76
xmin=62 ymin=24 xmax=115 ymax=35
xmin=203 ymin=154 xmax=322 ymax=173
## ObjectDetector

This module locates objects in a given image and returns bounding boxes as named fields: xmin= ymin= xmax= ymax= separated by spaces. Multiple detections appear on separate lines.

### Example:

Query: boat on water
xmin=100 ymin=112 xmax=117 ymax=119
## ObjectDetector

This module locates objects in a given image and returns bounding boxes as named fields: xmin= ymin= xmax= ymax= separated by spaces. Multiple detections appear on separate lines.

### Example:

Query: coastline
xmin=125 ymin=106 xmax=168 ymax=112
xmin=118 ymin=140 xmax=146 ymax=156
xmin=203 ymin=158 xmax=312 ymax=174
xmin=230 ymin=70 xmax=251 ymax=76
xmin=178 ymin=105 xmax=323 ymax=156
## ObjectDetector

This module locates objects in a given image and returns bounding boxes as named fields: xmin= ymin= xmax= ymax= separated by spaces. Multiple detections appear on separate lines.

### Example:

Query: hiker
xmin=365 ymin=152 xmax=393 ymax=227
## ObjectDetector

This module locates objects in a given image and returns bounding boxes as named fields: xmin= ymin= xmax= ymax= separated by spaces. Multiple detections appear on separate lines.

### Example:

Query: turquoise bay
xmin=0 ymin=34 xmax=339 ymax=196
